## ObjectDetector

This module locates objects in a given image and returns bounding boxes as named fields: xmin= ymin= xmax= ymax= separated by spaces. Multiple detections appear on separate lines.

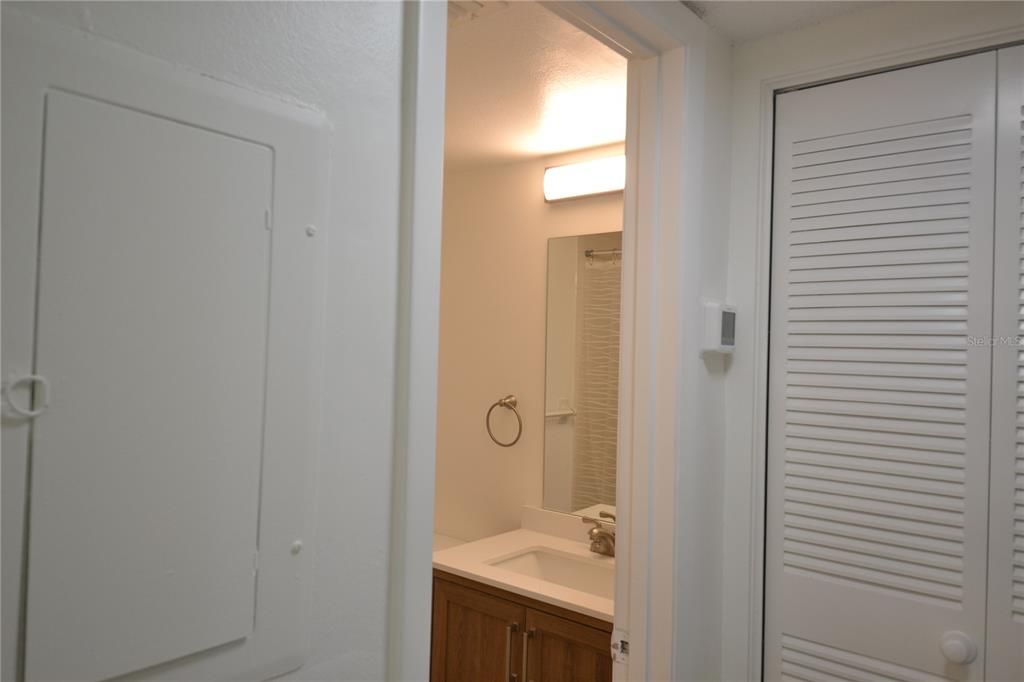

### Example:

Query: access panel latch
xmin=611 ymin=628 xmax=629 ymax=664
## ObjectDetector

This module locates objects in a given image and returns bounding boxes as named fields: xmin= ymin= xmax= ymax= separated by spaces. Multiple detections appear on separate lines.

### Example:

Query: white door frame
xmin=387 ymin=3 xmax=448 ymax=680
xmin=722 ymin=7 xmax=1024 ymax=682
xmin=389 ymin=2 xmax=728 ymax=680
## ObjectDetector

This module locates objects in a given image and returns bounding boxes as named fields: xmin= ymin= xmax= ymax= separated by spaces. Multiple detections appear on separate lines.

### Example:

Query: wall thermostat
xmin=703 ymin=301 xmax=736 ymax=354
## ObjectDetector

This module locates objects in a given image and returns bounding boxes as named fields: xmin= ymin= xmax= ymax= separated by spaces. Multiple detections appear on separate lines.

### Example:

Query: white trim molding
xmin=387 ymin=2 xmax=447 ymax=680
xmin=723 ymin=5 xmax=1024 ymax=681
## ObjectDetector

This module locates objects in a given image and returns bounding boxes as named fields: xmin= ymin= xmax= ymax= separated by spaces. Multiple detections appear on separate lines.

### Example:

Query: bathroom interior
xmin=431 ymin=3 xmax=626 ymax=678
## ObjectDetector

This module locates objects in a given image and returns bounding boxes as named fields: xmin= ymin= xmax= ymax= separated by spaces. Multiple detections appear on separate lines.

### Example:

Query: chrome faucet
xmin=582 ymin=515 xmax=616 ymax=557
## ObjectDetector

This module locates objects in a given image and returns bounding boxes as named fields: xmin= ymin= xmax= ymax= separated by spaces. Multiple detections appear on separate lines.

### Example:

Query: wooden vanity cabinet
xmin=525 ymin=609 xmax=613 ymax=682
xmin=431 ymin=570 xmax=612 ymax=682
xmin=431 ymin=577 xmax=525 ymax=682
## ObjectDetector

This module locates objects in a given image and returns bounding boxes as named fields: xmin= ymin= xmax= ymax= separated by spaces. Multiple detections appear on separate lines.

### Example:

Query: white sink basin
xmin=433 ymin=529 xmax=614 ymax=620
xmin=488 ymin=547 xmax=614 ymax=599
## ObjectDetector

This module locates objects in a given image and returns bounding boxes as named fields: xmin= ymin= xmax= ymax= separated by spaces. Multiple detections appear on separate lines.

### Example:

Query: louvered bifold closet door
xmin=766 ymin=53 xmax=997 ymax=681
xmin=987 ymin=44 xmax=1024 ymax=682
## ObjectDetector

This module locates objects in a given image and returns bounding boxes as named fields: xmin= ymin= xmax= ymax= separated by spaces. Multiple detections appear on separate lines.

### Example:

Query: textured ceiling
xmin=443 ymin=1 xmax=889 ymax=166
xmin=683 ymin=1 xmax=881 ymax=44
xmin=445 ymin=2 xmax=626 ymax=168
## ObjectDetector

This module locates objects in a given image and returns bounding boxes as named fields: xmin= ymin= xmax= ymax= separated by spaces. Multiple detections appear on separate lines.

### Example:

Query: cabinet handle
xmin=506 ymin=622 xmax=519 ymax=681
xmin=521 ymin=628 xmax=535 ymax=682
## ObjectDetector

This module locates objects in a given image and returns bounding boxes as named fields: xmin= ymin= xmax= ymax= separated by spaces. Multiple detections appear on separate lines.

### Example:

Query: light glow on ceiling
xmin=525 ymin=82 xmax=627 ymax=157
xmin=543 ymin=155 xmax=625 ymax=202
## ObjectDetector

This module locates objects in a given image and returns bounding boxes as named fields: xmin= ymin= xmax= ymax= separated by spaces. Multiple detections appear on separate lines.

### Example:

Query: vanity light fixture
xmin=543 ymin=155 xmax=625 ymax=202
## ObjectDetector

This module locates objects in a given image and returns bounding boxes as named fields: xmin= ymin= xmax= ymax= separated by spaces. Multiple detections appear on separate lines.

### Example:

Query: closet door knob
xmin=3 ymin=373 xmax=50 ymax=418
xmin=940 ymin=631 xmax=976 ymax=664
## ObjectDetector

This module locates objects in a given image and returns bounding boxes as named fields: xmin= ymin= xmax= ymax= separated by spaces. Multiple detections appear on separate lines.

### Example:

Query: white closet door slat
xmin=767 ymin=53 xmax=996 ymax=681
xmin=985 ymin=43 xmax=1024 ymax=682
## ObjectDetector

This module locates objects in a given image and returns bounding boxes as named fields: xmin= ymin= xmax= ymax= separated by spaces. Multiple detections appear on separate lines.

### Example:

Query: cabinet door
xmin=523 ymin=608 xmax=612 ymax=682
xmin=987 ymin=43 xmax=1024 ymax=682
xmin=24 ymin=90 xmax=273 ymax=682
xmin=767 ymin=52 xmax=997 ymax=680
xmin=432 ymin=579 xmax=525 ymax=682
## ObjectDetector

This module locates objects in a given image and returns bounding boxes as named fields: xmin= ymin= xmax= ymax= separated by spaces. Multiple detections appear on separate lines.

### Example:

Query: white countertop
xmin=572 ymin=502 xmax=617 ymax=519
xmin=433 ymin=533 xmax=466 ymax=551
xmin=432 ymin=528 xmax=614 ymax=622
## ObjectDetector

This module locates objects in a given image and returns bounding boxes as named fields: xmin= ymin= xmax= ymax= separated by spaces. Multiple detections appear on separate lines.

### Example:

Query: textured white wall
xmin=4 ymin=2 xmax=404 ymax=678
xmin=435 ymin=145 xmax=623 ymax=542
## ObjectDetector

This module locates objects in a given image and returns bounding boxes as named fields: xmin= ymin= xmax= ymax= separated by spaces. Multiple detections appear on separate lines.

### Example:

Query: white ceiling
xmin=445 ymin=2 xmax=627 ymax=168
xmin=444 ymin=1 xmax=885 ymax=167
xmin=682 ymin=1 xmax=880 ymax=44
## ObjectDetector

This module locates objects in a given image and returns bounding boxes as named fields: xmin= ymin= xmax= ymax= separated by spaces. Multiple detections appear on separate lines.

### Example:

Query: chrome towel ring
xmin=486 ymin=394 xmax=523 ymax=447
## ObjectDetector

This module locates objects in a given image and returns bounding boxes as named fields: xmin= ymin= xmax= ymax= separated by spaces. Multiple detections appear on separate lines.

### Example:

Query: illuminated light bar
xmin=543 ymin=155 xmax=625 ymax=202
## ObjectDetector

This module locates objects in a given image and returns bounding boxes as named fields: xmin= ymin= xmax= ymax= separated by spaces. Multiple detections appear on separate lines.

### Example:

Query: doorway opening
xmin=396 ymin=2 xmax=731 ymax=680
xmin=430 ymin=2 xmax=627 ymax=678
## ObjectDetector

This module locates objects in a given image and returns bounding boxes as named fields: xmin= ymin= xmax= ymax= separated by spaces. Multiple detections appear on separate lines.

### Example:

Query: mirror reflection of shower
xmin=543 ymin=231 xmax=622 ymax=517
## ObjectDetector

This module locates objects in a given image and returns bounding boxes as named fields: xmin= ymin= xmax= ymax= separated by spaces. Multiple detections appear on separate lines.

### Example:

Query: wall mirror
xmin=543 ymin=231 xmax=622 ymax=517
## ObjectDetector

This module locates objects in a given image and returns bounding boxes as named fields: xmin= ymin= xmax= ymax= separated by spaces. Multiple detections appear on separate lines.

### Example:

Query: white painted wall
xmin=435 ymin=144 xmax=623 ymax=542
xmin=722 ymin=3 xmax=1024 ymax=679
xmin=3 ymin=2 xmax=405 ymax=678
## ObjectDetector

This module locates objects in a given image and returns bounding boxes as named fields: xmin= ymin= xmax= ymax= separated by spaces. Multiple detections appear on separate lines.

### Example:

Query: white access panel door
xmin=987 ymin=43 xmax=1024 ymax=682
xmin=766 ymin=53 xmax=997 ymax=681
xmin=24 ymin=91 xmax=272 ymax=681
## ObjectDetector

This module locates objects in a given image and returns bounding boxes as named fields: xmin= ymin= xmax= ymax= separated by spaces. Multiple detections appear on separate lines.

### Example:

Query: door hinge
xmin=264 ymin=208 xmax=272 ymax=231
xmin=252 ymin=551 xmax=260 ymax=575
xmin=611 ymin=628 xmax=629 ymax=663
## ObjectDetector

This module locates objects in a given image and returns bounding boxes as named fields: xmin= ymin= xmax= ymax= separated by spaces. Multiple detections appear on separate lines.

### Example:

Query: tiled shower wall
xmin=571 ymin=244 xmax=621 ymax=510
